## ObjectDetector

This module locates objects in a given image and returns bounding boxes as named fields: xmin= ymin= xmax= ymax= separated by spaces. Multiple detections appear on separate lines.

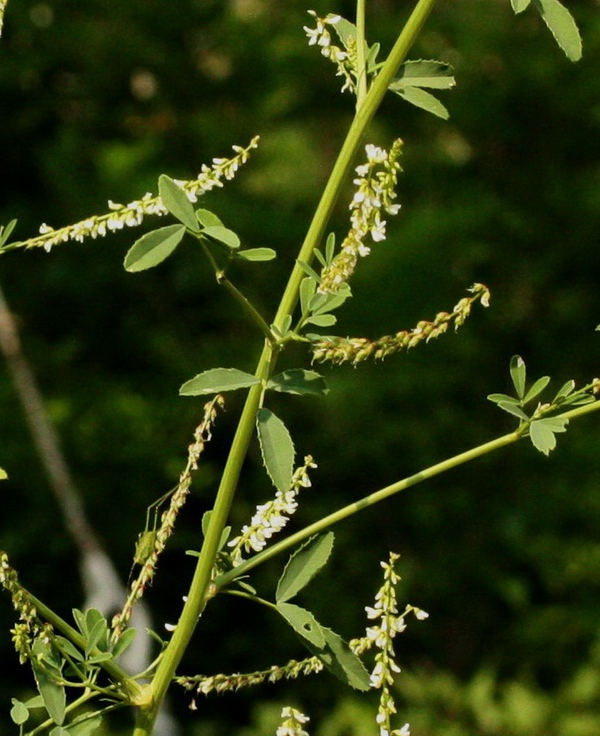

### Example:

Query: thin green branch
xmin=355 ymin=0 xmax=368 ymax=105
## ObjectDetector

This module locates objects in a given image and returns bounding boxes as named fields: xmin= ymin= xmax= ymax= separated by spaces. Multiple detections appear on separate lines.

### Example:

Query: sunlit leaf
xmin=277 ymin=533 xmax=334 ymax=603
xmin=487 ymin=393 xmax=521 ymax=406
xmin=303 ymin=625 xmax=371 ymax=691
xmin=533 ymin=0 xmax=582 ymax=61
xmin=32 ymin=665 xmax=66 ymax=726
xmin=196 ymin=209 xmax=224 ymax=228
xmin=124 ymin=224 xmax=186 ymax=272
xmin=392 ymin=59 xmax=455 ymax=89
xmin=306 ymin=314 xmax=337 ymax=327
xmin=180 ymin=368 xmax=260 ymax=396
xmin=236 ymin=248 xmax=277 ymax=261
xmin=553 ymin=380 xmax=575 ymax=402
xmin=0 ymin=467 xmax=7 ymax=480
xmin=10 ymin=700 xmax=29 ymax=726
xmin=511 ymin=0 xmax=531 ymax=13
xmin=529 ymin=416 xmax=568 ymax=455
xmin=202 ymin=225 xmax=240 ymax=249
xmin=256 ymin=408 xmax=295 ymax=493
xmin=497 ymin=402 xmax=529 ymax=421
xmin=523 ymin=375 xmax=551 ymax=404
xmin=300 ymin=277 xmax=318 ymax=315
xmin=158 ymin=175 xmax=200 ymax=232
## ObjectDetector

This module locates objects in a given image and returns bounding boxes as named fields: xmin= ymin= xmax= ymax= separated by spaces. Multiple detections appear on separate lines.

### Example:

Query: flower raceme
xmin=13 ymin=138 xmax=259 ymax=253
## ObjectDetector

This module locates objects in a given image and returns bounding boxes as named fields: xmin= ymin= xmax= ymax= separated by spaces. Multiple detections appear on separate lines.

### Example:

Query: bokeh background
xmin=1 ymin=0 xmax=600 ymax=733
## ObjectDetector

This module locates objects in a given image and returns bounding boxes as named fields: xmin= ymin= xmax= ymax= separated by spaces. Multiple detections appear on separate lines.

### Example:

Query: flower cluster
xmin=276 ymin=707 xmax=310 ymax=736
xmin=176 ymin=655 xmax=323 ymax=701
xmin=304 ymin=11 xmax=356 ymax=93
xmin=0 ymin=551 xmax=46 ymax=664
xmin=15 ymin=137 xmax=259 ymax=254
xmin=366 ymin=552 xmax=428 ymax=736
xmin=312 ymin=283 xmax=490 ymax=364
xmin=318 ymin=140 xmax=403 ymax=294
xmin=227 ymin=456 xmax=317 ymax=567
xmin=112 ymin=395 xmax=224 ymax=638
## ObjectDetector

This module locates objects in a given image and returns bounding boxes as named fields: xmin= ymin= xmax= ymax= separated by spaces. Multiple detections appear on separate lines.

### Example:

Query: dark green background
xmin=1 ymin=0 xmax=600 ymax=733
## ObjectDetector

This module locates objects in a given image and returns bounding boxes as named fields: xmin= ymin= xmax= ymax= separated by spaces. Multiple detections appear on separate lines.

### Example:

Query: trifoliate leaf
xmin=202 ymin=225 xmax=240 ymax=249
xmin=276 ymin=602 xmax=325 ymax=647
xmin=510 ymin=356 xmax=527 ymax=399
xmin=268 ymin=369 xmax=329 ymax=397
xmin=180 ymin=368 xmax=260 ymax=396
xmin=158 ymin=175 xmax=200 ymax=232
xmin=277 ymin=533 xmax=334 ymax=603
xmin=533 ymin=0 xmax=582 ymax=61
xmin=124 ymin=224 xmax=186 ymax=272
xmin=390 ymin=86 xmax=449 ymax=120
xmin=256 ymin=408 xmax=295 ymax=493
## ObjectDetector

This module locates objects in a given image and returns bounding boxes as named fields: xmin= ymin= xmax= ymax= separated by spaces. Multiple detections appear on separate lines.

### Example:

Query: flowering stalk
xmin=366 ymin=552 xmax=428 ymax=736
xmin=276 ymin=707 xmax=311 ymax=736
xmin=312 ymin=283 xmax=490 ymax=364
xmin=0 ymin=138 xmax=259 ymax=254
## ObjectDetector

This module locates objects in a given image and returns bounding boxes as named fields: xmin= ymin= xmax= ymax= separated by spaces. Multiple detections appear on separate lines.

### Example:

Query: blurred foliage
xmin=1 ymin=0 xmax=600 ymax=733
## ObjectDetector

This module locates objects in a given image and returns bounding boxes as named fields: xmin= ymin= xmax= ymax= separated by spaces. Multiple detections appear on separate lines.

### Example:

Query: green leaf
xmin=124 ymin=224 xmax=186 ymax=272
xmin=32 ymin=665 xmax=66 ymax=726
xmin=309 ymin=285 xmax=351 ymax=316
xmin=553 ymin=380 xmax=575 ymax=402
xmin=325 ymin=232 xmax=336 ymax=263
xmin=112 ymin=628 xmax=137 ymax=659
xmin=0 ymin=467 xmax=7 ymax=480
xmin=523 ymin=375 xmax=551 ymax=404
xmin=256 ymin=408 xmax=295 ymax=493
xmin=85 ymin=617 xmax=109 ymax=655
xmin=510 ymin=356 xmax=527 ymax=399
xmin=202 ymin=225 xmax=240 ymax=249
xmin=276 ymin=602 xmax=325 ymax=647
xmin=390 ymin=86 xmax=449 ymax=120
xmin=300 ymin=277 xmax=318 ymax=316
xmin=511 ymin=0 xmax=531 ymax=13
xmin=533 ymin=0 xmax=582 ymax=61
xmin=180 ymin=368 xmax=260 ymax=396
xmin=65 ymin=715 xmax=103 ymax=735
xmin=236 ymin=248 xmax=277 ymax=261
xmin=296 ymin=259 xmax=322 ymax=283
xmin=196 ymin=209 xmax=224 ymax=228
xmin=392 ymin=59 xmax=456 ymax=90
xmin=327 ymin=14 xmax=357 ymax=48
xmin=306 ymin=314 xmax=337 ymax=327
xmin=276 ymin=533 xmax=334 ymax=603
xmin=10 ymin=699 xmax=29 ymax=726
xmin=487 ymin=393 xmax=522 ymax=406
xmin=54 ymin=636 xmax=84 ymax=662
xmin=529 ymin=416 xmax=568 ymax=455
xmin=158 ymin=175 xmax=200 ymax=232
xmin=497 ymin=402 xmax=529 ymax=421
xmin=268 ymin=369 xmax=329 ymax=397
xmin=0 ymin=219 xmax=17 ymax=248
xmin=303 ymin=626 xmax=371 ymax=691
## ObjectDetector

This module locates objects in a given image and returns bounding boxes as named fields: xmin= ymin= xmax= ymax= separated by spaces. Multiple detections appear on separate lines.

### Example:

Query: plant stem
xmin=216 ymin=393 xmax=600 ymax=587
xmin=356 ymin=0 xmax=368 ymax=105
xmin=135 ymin=1 xmax=439 ymax=731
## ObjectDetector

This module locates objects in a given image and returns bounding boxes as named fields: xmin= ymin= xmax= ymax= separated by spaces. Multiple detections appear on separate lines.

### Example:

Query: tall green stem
xmin=135 ymin=0 xmax=438 ymax=731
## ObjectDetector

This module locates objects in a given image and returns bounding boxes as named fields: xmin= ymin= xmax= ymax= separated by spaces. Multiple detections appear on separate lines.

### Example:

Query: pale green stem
xmin=216 ymin=397 xmax=600 ymax=588
xmin=135 ymin=0 xmax=439 ymax=731
xmin=355 ymin=0 xmax=368 ymax=105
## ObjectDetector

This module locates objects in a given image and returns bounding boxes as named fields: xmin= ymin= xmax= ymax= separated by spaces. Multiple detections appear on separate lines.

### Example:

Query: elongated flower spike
xmin=366 ymin=552 xmax=428 ymax=736
xmin=4 ymin=138 xmax=259 ymax=254
xmin=227 ymin=456 xmax=317 ymax=567
xmin=312 ymin=283 xmax=490 ymax=364
xmin=304 ymin=11 xmax=355 ymax=93
xmin=318 ymin=140 xmax=403 ymax=295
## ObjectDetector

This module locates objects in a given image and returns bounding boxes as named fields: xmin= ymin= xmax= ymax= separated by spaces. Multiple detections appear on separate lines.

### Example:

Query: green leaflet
xmin=511 ymin=0 xmax=531 ymax=13
xmin=10 ymin=699 xmax=29 ymax=726
xmin=124 ymin=224 xmax=186 ymax=272
xmin=158 ymin=175 xmax=200 ymax=232
xmin=303 ymin=624 xmax=371 ymax=692
xmin=276 ymin=533 xmax=334 ymax=603
xmin=390 ymin=86 xmax=449 ymax=120
xmin=256 ymin=408 xmax=295 ymax=493
xmin=510 ymin=355 xmax=527 ymax=399
xmin=32 ymin=665 xmax=66 ymax=726
xmin=180 ymin=368 xmax=260 ymax=396
xmin=202 ymin=225 xmax=240 ymax=249
xmin=392 ymin=59 xmax=455 ymax=89
xmin=236 ymin=247 xmax=277 ymax=261
xmin=268 ymin=369 xmax=329 ymax=397
xmin=529 ymin=416 xmax=569 ymax=456
xmin=533 ymin=0 xmax=582 ymax=62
